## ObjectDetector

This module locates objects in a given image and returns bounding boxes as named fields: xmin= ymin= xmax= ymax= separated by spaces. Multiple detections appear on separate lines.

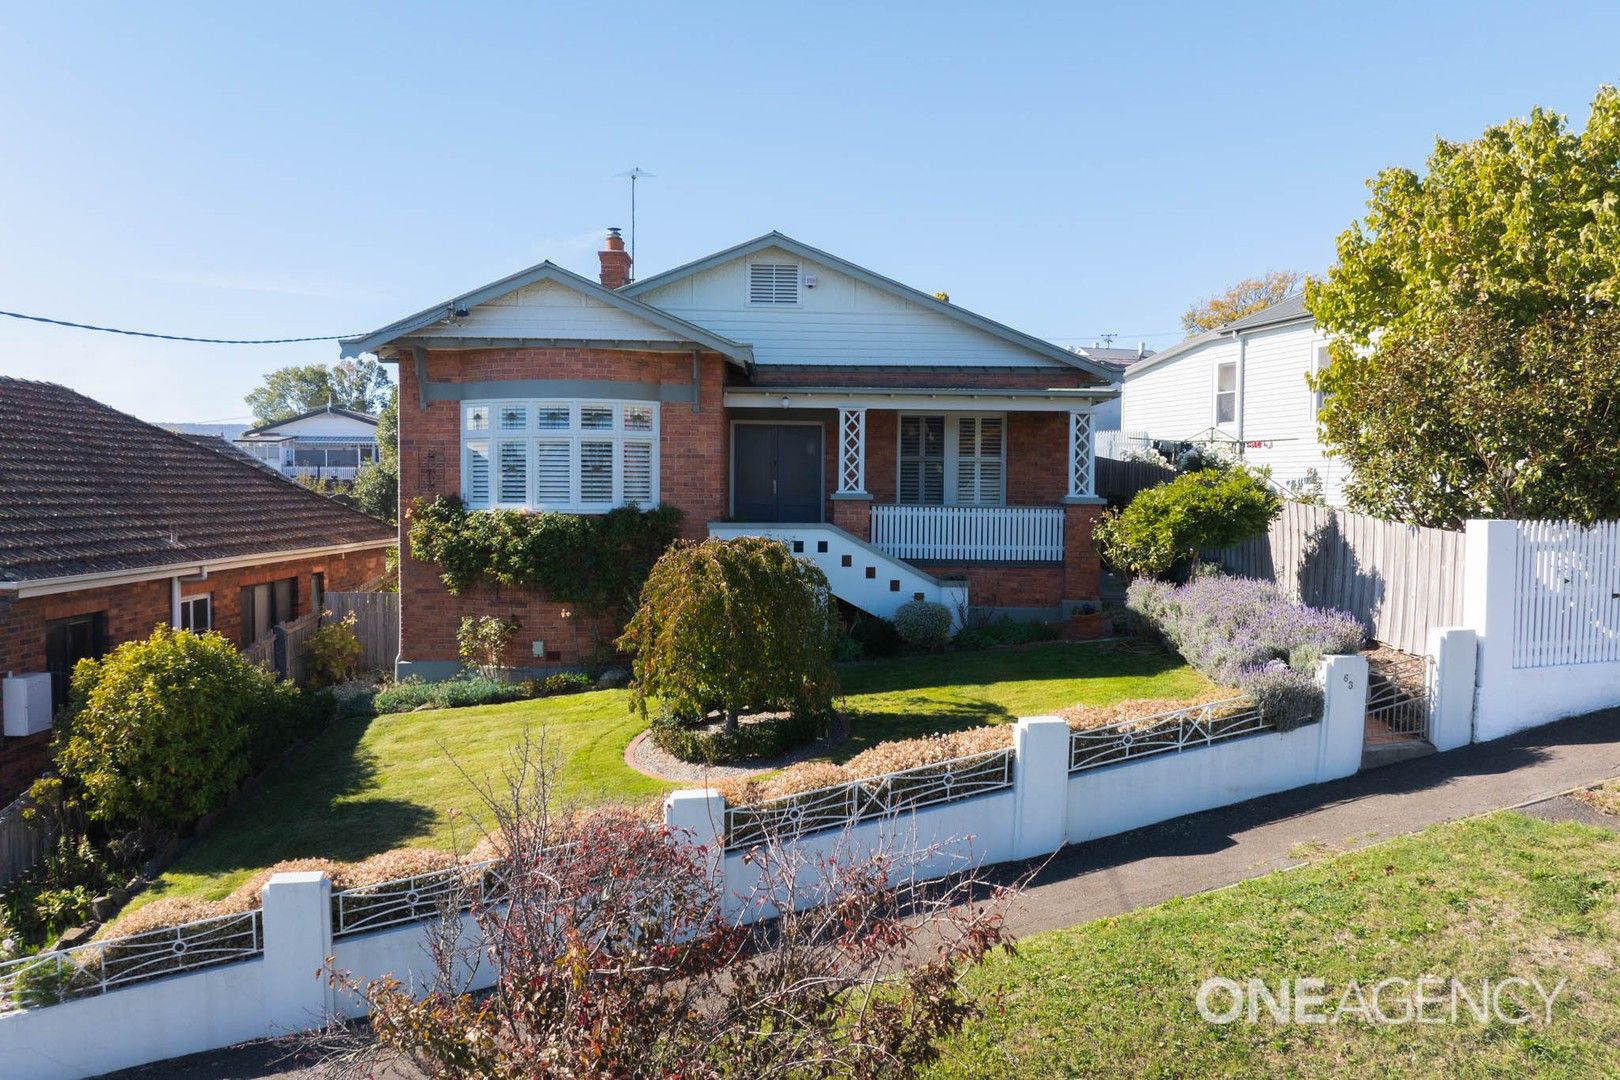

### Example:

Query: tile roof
xmin=1074 ymin=346 xmax=1157 ymax=372
xmin=0 ymin=377 xmax=395 ymax=583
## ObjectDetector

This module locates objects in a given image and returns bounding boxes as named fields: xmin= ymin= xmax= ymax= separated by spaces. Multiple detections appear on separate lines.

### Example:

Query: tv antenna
xmin=1098 ymin=332 xmax=1118 ymax=347
xmin=615 ymin=167 xmax=654 ymax=276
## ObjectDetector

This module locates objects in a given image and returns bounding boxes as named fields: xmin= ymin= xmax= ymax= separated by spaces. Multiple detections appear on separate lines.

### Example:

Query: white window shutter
xmin=464 ymin=440 xmax=490 ymax=506
xmin=534 ymin=439 xmax=571 ymax=505
xmin=496 ymin=440 xmax=527 ymax=504
xmin=579 ymin=441 xmax=613 ymax=503
xmin=623 ymin=441 xmax=654 ymax=504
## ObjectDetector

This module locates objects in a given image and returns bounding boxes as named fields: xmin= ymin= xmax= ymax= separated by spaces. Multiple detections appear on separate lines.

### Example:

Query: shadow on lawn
xmin=170 ymin=713 xmax=441 ymax=880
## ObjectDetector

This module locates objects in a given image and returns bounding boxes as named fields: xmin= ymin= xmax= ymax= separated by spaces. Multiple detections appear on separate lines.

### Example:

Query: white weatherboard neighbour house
xmin=1119 ymin=295 xmax=1348 ymax=502
xmin=235 ymin=404 xmax=380 ymax=482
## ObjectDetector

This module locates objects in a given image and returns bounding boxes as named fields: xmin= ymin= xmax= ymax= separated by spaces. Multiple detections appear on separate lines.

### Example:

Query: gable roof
xmin=1122 ymin=295 xmax=1317 ymax=380
xmin=1217 ymin=293 xmax=1311 ymax=334
xmin=338 ymin=261 xmax=754 ymax=367
xmin=0 ymin=378 xmax=395 ymax=584
xmin=1076 ymin=345 xmax=1157 ymax=372
xmin=622 ymin=232 xmax=1118 ymax=382
xmin=241 ymin=403 xmax=377 ymax=437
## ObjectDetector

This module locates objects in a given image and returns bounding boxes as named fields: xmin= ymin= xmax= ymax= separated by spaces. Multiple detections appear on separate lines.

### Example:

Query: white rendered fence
xmin=870 ymin=505 xmax=1064 ymax=563
xmin=0 ymin=655 xmax=1374 ymax=1079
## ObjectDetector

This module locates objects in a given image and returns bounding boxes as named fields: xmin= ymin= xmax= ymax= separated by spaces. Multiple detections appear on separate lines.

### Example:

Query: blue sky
xmin=2 ymin=2 xmax=1616 ymax=422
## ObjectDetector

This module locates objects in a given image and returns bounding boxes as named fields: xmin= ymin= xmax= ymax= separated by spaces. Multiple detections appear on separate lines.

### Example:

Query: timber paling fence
xmin=322 ymin=590 xmax=399 ymax=674
xmin=1206 ymin=502 xmax=1465 ymax=655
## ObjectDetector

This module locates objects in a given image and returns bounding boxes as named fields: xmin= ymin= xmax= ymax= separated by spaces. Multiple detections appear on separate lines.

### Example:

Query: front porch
xmin=718 ymin=385 xmax=1107 ymax=621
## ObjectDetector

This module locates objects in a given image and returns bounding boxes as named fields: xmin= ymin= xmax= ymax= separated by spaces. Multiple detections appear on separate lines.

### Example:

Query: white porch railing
xmin=870 ymin=505 xmax=1064 ymax=563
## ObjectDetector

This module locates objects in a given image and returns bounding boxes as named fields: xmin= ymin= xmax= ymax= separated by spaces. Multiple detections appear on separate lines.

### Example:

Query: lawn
xmin=138 ymin=641 xmax=1206 ymax=904
xmin=929 ymin=811 xmax=1620 ymax=1078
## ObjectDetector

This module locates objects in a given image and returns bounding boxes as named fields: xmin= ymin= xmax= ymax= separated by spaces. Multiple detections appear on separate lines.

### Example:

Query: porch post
xmin=1066 ymin=410 xmax=1094 ymax=499
xmin=1061 ymin=409 xmax=1104 ymax=615
xmin=831 ymin=407 xmax=872 ymax=540
xmin=837 ymin=407 xmax=867 ymax=495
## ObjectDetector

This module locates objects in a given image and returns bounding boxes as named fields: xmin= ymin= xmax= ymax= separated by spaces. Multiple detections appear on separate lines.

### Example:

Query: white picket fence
xmin=870 ymin=504 xmax=1064 ymax=562
xmin=1511 ymin=520 xmax=1620 ymax=669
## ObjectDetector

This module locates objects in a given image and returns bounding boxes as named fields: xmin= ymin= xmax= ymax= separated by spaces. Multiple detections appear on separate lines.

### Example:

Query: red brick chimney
xmin=598 ymin=227 xmax=632 ymax=289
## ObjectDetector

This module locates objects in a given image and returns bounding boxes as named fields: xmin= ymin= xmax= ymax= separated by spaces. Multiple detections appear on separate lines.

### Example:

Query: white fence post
xmin=665 ymin=788 xmax=727 ymax=902
xmin=260 ymin=871 xmax=334 ymax=1035
xmin=1462 ymin=519 xmax=1519 ymax=740
xmin=1012 ymin=716 xmax=1070 ymax=859
xmin=1427 ymin=626 xmax=1478 ymax=751
xmin=1316 ymin=654 xmax=1369 ymax=782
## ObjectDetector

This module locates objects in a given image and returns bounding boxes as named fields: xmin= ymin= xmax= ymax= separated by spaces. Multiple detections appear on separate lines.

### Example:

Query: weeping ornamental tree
xmin=1306 ymin=85 xmax=1620 ymax=528
xmin=618 ymin=537 xmax=839 ymax=732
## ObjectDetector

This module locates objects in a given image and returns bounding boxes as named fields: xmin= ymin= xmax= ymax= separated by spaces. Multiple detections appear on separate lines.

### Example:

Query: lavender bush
xmin=1125 ymin=574 xmax=1364 ymax=726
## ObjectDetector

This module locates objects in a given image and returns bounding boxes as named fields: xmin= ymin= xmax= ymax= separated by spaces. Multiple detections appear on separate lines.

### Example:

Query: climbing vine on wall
xmin=406 ymin=497 xmax=683 ymax=615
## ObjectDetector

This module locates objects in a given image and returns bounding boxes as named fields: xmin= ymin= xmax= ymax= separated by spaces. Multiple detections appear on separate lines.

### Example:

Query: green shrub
xmin=303 ymin=613 xmax=363 ymax=688
xmin=952 ymin=616 xmax=1060 ymax=651
xmin=407 ymin=498 xmax=682 ymax=615
xmin=847 ymin=616 xmax=901 ymax=659
xmin=54 ymin=627 xmax=290 ymax=830
xmin=0 ymin=834 xmax=110 ymax=945
xmin=372 ymin=676 xmax=533 ymax=714
xmin=457 ymin=614 xmax=520 ymax=680
xmin=894 ymin=600 xmax=953 ymax=650
xmin=649 ymin=710 xmax=828 ymax=765
xmin=618 ymin=537 xmax=840 ymax=730
xmin=538 ymin=672 xmax=592 ymax=695
xmin=1094 ymin=465 xmax=1282 ymax=579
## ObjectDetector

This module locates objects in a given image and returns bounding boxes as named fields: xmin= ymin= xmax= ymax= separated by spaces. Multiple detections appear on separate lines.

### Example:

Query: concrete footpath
xmin=104 ymin=707 xmax=1620 ymax=1079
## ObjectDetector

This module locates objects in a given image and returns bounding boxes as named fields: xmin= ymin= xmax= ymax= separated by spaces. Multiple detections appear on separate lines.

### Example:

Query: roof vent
xmin=749 ymin=262 xmax=800 ymax=305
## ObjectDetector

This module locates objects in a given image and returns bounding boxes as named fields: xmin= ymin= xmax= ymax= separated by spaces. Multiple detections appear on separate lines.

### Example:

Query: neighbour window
xmin=178 ymin=594 xmax=212 ymax=632
xmin=240 ymin=577 xmax=297 ymax=646
xmin=461 ymin=399 xmax=660 ymax=512
xmin=898 ymin=414 xmax=1006 ymax=506
xmin=44 ymin=612 xmax=108 ymax=709
xmin=1310 ymin=343 xmax=1331 ymax=419
xmin=1214 ymin=361 xmax=1238 ymax=425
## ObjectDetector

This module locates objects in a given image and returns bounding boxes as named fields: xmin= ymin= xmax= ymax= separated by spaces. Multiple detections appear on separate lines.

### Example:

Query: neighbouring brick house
xmin=0 ymin=378 xmax=395 ymax=802
xmin=342 ymin=231 xmax=1118 ymax=679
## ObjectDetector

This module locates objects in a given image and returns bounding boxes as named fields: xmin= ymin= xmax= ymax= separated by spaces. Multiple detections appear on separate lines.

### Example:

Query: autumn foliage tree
xmin=325 ymin=738 xmax=1020 ymax=1079
xmin=1306 ymin=84 xmax=1620 ymax=526
xmin=1180 ymin=270 xmax=1301 ymax=334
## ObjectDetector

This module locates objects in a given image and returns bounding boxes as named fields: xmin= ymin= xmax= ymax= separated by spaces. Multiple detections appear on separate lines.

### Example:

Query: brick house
xmin=0 ymin=378 xmax=395 ymax=801
xmin=342 ymin=231 xmax=1118 ymax=680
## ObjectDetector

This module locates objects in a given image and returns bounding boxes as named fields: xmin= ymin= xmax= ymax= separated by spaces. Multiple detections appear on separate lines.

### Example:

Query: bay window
xmin=461 ymin=399 xmax=660 ymax=512
xmin=897 ymin=413 xmax=1005 ymax=506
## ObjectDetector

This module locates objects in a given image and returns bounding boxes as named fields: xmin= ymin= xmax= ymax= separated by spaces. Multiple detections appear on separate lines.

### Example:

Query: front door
xmin=733 ymin=424 xmax=823 ymax=522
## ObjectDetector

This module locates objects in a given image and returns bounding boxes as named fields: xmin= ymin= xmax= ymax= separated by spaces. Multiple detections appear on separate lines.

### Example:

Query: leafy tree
xmin=1306 ymin=84 xmax=1620 ymax=524
xmin=351 ymin=384 xmax=398 ymax=521
xmin=1180 ymin=270 xmax=1301 ymax=334
xmin=618 ymin=537 xmax=839 ymax=732
xmin=1093 ymin=465 xmax=1281 ymax=579
xmin=1314 ymin=308 xmax=1620 ymax=526
xmin=245 ymin=359 xmax=393 ymax=423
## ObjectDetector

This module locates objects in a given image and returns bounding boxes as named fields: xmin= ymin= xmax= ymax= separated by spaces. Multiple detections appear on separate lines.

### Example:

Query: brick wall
xmin=0 ymin=546 xmax=384 ymax=798
xmin=397 ymin=347 xmax=733 ymax=669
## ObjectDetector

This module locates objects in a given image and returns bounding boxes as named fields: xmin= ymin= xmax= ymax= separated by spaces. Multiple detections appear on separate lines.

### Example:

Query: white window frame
xmin=896 ymin=412 xmax=1007 ymax=507
xmin=746 ymin=261 xmax=801 ymax=307
xmin=1310 ymin=342 xmax=1331 ymax=421
xmin=460 ymin=398 xmax=660 ymax=513
xmin=179 ymin=594 xmax=211 ymax=632
xmin=1214 ymin=361 xmax=1238 ymax=428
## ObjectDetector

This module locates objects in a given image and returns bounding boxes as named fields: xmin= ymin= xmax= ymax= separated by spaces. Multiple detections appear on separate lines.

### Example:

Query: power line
xmin=0 ymin=308 xmax=356 ymax=344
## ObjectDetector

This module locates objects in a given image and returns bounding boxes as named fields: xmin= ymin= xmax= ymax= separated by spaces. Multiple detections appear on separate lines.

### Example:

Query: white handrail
xmin=870 ymin=504 xmax=1064 ymax=562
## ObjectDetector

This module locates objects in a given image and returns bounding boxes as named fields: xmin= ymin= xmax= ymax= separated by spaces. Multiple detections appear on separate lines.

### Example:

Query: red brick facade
xmin=395 ymin=347 xmax=1104 ymax=670
xmin=397 ymin=347 xmax=732 ymax=670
